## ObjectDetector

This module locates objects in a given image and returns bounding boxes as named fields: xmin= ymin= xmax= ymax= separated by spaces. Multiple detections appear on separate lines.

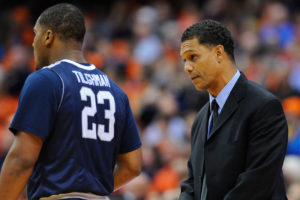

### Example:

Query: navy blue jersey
xmin=9 ymin=59 xmax=141 ymax=199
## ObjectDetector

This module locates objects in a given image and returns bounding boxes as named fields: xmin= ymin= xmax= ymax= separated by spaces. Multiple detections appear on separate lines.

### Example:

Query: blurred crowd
xmin=0 ymin=0 xmax=300 ymax=199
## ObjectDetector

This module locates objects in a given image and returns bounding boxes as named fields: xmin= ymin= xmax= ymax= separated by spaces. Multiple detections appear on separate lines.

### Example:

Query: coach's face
xmin=180 ymin=38 xmax=224 ymax=95
xmin=32 ymin=21 xmax=50 ymax=70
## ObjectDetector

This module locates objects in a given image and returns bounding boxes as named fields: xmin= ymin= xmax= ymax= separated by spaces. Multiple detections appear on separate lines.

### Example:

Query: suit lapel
xmin=195 ymin=102 xmax=209 ymax=185
xmin=208 ymin=73 xmax=247 ymax=140
xmin=199 ymin=103 xmax=210 ymax=144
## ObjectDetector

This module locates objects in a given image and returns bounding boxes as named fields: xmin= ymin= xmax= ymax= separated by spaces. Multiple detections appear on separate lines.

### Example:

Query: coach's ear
xmin=214 ymin=44 xmax=225 ymax=64
xmin=44 ymin=29 xmax=54 ymax=47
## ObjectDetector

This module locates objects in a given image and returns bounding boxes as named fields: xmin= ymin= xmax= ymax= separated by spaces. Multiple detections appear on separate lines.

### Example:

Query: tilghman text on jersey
xmin=72 ymin=70 xmax=111 ymax=87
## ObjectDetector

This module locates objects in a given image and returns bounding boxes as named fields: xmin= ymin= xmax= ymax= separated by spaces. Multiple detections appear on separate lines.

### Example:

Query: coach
xmin=179 ymin=19 xmax=288 ymax=200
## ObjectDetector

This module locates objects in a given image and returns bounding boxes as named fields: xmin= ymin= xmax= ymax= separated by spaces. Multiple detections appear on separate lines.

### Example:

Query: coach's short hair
xmin=181 ymin=19 xmax=235 ymax=61
xmin=38 ymin=3 xmax=85 ymax=42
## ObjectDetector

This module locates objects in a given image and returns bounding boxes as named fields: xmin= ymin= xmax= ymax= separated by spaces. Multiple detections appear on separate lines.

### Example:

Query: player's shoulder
xmin=97 ymin=69 xmax=130 ymax=102
xmin=110 ymin=78 xmax=127 ymax=97
xmin=25 ymin=67 xmax=62 ymax=90
xmin=96 ymin=69 xmax=127 ymax=94
xmin=30 ymin=67 xmax=61 ymax=83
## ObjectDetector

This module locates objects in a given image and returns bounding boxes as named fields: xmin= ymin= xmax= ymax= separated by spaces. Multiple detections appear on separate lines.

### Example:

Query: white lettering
xmin=85 ymin=74 xmax=94 ymax=86
xmin=72 ymin=71 xmax=81 ymax=83
xmin=78 ymin=72 xmax=88 ymax=84
xmin=91 ymin=74 xmax=100 ymax=86
xmin=72 ymin=71 xmax=110 ymax=87
xmin=103 ymin=75 xmax=110 ymax=87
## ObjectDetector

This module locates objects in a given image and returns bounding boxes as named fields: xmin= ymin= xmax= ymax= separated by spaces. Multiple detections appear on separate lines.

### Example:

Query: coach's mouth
xmin=191 ymin=76 xmax=200 ymax=81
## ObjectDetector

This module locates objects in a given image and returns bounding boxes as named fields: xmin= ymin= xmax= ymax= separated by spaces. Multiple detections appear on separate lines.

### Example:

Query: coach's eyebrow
xmin=180 ymin=49 xmax=196 ymax=57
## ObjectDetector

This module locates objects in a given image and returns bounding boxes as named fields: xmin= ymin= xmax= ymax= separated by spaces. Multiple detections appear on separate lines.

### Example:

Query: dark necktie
xmin=210 ymin=99 xmax=219 ymax=134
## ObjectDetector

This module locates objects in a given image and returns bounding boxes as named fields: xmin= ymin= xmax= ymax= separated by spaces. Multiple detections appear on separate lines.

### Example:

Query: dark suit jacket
xmin=179 ymin=74 xmax=288 ymax=200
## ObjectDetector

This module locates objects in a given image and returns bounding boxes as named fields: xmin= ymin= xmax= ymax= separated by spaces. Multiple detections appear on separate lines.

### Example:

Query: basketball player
xmin=0 ymin=3 xmax=142 ymax=200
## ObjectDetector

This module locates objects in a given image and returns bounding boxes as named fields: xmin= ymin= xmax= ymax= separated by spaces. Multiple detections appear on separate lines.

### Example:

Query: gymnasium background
xmin=0 ymin=0 xmax=300 ymax=199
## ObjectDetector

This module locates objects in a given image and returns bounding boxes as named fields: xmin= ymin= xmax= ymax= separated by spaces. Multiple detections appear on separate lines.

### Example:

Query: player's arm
xmin=113 ymin=94 xmax=142 ymax=191
xmin=113 ymin=147 xmax=142 ymax=191
xmin=0 ymin=131 xmax=43 ymax=200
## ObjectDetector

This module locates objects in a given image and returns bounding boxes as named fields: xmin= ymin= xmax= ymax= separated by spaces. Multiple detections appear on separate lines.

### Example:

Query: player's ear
xmin=44 ymin=29 xmax=54 ymax=47
xmin=214 ymin=45 xmax=225 ymax=63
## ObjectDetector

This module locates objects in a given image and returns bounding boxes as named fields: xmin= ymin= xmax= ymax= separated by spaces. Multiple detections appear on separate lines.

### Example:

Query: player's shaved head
xmin=37 ymin=3 xmax=85 ymax=43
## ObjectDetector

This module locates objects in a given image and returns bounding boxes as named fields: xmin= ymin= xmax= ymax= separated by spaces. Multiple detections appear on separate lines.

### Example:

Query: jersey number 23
xmin=80 ymin=86 xmax=115 ymax=141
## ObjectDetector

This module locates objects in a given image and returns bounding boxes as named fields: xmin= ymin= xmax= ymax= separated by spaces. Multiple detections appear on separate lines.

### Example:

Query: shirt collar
xmin=209 ymin=70 xmax=241 ymax=113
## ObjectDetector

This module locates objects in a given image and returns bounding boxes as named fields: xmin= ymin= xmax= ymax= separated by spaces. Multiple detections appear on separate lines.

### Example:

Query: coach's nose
xmin=184 ymin=62 xmax=193 ymax=73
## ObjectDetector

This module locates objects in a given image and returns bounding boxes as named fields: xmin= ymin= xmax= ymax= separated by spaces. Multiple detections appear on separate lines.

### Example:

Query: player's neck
xmin=49 ymin=41 xmax=87 ymax=64
xmin=50 ymin=49 xmax=86 ymax=64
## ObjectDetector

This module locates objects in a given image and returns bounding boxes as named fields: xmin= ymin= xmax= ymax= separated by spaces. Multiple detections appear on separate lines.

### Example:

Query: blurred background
xmin=0 ymin=0 xmax=300 ymax=199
